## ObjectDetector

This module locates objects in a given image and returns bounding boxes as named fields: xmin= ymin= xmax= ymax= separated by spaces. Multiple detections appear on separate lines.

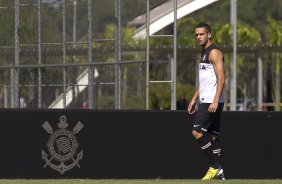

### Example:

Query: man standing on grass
xmin=187 ymin=22 xmax=225 ymax=180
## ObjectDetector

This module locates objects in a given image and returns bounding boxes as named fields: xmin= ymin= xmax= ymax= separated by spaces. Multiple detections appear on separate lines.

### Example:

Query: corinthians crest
xmin=42 ymin=115 xmax=83 ymax=174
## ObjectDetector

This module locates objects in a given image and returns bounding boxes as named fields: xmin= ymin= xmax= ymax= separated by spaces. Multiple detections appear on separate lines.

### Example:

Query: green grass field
xmin=1 ymin=179 xmax=282 ymax=184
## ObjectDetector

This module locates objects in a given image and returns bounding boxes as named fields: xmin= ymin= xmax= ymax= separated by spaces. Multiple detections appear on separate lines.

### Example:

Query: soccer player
xmin=187 ymin=22 xmax=225 ymax=180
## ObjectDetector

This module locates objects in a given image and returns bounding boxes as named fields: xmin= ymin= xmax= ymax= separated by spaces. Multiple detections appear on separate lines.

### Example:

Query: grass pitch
xmin=1 ymin=179 xmax=282 ymax=184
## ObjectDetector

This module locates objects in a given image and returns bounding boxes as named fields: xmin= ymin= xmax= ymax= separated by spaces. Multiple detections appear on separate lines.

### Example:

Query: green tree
xmin=266 ymin=15 xmax=282 ymax=111
xmin=213 ymin=21 xmax=261 ymax=110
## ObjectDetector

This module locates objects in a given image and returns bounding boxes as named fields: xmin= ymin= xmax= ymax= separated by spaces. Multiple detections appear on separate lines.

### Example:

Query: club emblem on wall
xmin=42 ymin=115 xmax=83 ymax=175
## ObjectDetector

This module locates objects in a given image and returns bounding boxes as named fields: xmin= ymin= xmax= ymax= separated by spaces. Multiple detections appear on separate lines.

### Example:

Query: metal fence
xmin=0 ymin=0 xmax=281 ymax=111
xmin=0 ymin=0 xmax=149 ymax=109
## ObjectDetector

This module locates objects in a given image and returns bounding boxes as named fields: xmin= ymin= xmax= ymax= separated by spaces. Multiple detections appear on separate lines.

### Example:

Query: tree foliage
xmin=266 ymin=14 xmax=282 ymax=45
xmin=213 ymin=21 xmax=261 ymax=45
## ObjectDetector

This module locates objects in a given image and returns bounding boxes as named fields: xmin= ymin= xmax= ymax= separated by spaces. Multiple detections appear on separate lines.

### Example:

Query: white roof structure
xmin=132 ymin=0 xmax=219 ymax=39
xmin=48 ymin=68 xmax=99 ymax=109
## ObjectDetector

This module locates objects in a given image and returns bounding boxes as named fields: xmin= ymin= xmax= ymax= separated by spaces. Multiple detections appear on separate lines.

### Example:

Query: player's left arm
xmin=208 ymin=49 xmax=225 ymax=113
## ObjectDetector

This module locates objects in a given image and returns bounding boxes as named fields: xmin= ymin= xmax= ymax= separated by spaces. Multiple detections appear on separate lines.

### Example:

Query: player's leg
xmin=192 ymin=103 xmax=225 ymax=180
xmin=201 ymin=135 xmax=225 ymax=180
xmin=192 ymin=130 xmax=215 ymax=167
xmin=205 ymin=102 xmax=225 ymax=180
xmin=192 ymin=103 xmax=219 ymax=179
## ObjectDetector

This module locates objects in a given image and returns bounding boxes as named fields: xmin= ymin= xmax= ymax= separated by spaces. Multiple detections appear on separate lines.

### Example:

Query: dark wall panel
xmin=221 ymin=112 xmax=282 ymax=179
xmin=0 ymin=110 xmax=281 ymax=179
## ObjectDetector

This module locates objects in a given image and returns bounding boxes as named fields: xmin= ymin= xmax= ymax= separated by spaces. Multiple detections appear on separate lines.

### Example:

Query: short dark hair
xmin=196 ymin=22 xmax=211 ymax=33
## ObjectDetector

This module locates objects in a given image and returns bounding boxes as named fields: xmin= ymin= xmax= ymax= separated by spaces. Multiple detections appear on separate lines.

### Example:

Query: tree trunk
xmin=275 ymin=54 xmax=281 ymax=111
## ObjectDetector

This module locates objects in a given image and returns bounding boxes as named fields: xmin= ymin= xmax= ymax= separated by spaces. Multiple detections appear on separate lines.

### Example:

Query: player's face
xmin=195 ymin=27 xmax=211 ymax=46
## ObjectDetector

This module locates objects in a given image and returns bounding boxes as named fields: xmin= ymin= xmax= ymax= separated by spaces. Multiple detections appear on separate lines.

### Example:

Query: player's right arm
xmin=188 ymin=88 xmax=199 ymax=114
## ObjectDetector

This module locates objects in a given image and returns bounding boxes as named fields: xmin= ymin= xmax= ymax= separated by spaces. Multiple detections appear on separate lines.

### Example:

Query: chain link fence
xmin=0 ymin=0 xmax=150 ymax=109
xmin=0 ymin=0 xmax=281 ymax=110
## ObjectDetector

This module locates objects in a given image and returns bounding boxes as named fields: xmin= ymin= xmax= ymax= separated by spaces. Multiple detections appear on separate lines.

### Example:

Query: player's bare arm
xmin=208 ymin=49 xmax=225 ymax=113
xmin=188 ymin=89 xmax=199 ymax=114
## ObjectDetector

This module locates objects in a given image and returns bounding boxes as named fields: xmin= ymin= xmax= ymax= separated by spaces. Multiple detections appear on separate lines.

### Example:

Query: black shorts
xmin=192 ymin=103 xmax=224 ymax=136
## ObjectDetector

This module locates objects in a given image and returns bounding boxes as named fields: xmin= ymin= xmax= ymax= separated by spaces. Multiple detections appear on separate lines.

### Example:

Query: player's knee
xmin=209 ymin=134 xmax=218 ymax=141
xmin=192 ymin=130 xmax=203 ymax=139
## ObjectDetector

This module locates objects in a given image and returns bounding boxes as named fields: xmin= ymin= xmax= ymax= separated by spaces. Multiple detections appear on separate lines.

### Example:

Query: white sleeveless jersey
xmin=199 ymin=44 xmax=224 ymax=103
